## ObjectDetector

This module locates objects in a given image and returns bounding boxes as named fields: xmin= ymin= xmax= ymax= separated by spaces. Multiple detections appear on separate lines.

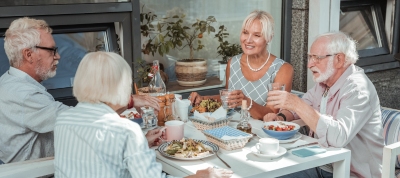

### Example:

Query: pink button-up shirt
xmin=295 ymin=64 xmax=384 ymax=178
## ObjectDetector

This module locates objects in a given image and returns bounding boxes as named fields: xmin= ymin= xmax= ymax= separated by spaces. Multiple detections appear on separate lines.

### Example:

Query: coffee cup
xmin=165 ymin=120 xmax=184 ymax=141
xmin=255 ymin=138 xmax=279 ymax=155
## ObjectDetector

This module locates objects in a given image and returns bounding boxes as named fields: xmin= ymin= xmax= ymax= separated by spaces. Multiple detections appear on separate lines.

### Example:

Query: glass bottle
xmin=237 ymin=100 xmax=252 ymax=134
xmin=148 ymin=60 xmax=166 ymax=96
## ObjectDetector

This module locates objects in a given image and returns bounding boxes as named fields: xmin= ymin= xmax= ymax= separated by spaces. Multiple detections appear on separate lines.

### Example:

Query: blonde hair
xmin=73 ymin=52 xmax=132 ymax=106
xmin=314 ymin=31 xmax=359 ymax=66
xmin=242 ymin=10 xmax=275 ymax=44
xmin=4 ymin=17 xmax=52 ymax=67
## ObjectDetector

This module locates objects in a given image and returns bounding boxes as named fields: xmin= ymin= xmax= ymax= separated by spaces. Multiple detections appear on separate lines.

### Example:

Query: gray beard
xmin=35 ymin=65 xmax=56 ymax=81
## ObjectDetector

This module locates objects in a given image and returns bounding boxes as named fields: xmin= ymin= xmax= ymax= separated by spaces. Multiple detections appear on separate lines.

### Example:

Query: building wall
xmin=290 ymin=0 xmax=309 ymax=93
xmin=290 ymin=0 xmax=400 ymax=109
xmin=367 ymin=68 xmax=400 ymax=109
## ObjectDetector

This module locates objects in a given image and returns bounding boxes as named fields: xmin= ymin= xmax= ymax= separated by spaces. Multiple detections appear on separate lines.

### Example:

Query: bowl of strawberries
xmin=120 ymin=111 xmax=143 ymax=126
xmin=262 ymin=121 xmax=300 ymax=140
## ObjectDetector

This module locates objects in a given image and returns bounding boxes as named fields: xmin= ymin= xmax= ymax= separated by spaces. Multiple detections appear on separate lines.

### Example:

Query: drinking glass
xmin=141 ymin=106 xmax=157 ymax=128
xmin=267 ymin=83 xmax=285 ymax=91
xmin=219 ymin=89 xmax=233 ymax=109
xmin=267 ymin=83 xmax=285 ymax=105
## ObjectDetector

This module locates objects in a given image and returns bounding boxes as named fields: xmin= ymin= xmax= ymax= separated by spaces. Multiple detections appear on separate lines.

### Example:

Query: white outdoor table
xmin=155 ymin=114 xmax=351 ymax=178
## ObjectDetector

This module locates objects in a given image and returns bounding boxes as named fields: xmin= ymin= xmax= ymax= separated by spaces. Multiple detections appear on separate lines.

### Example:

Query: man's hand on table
xmin=132 ymin=95 xmax=161 ymax=112
xmin=186 ymin=167 xmax=233 ymax=178
xmin=145 ymin=127 xmax=166 ymax=147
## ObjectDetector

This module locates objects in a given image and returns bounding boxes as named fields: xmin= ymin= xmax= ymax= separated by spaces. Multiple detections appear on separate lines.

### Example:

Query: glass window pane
xmin=0 ymin=31 xmax=110 ymax=90
xmin=139 ymin=0 xmax=282 ymax=93
xmin=340 ymin=7 xmax=381 ymax=50
xmin=0 ymin=0 xmax=129 ymax=7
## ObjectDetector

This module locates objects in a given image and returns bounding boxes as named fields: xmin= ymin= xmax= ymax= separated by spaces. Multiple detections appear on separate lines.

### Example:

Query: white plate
xmin=251 ymin=146 xmax=287 ymax=159
xmin=157 ymin=139 xmax=218 ymax=160
xmin=254 ymin=130 xmax=302 ymax=143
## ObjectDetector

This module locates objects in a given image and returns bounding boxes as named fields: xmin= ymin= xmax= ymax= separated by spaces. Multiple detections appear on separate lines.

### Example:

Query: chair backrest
xmin=381 ymin=107 xmax=400 ymax=178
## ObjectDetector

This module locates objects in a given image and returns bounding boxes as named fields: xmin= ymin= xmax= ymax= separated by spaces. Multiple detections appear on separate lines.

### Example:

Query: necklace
xmin=246 ymin=52 xmax=270 ymax=72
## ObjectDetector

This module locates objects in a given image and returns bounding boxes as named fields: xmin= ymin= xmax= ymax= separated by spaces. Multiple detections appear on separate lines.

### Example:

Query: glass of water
xmin=141 ymin=106 xmax=158 ymax=128
xmin=219 ymin=89 xmax=233 ymax=109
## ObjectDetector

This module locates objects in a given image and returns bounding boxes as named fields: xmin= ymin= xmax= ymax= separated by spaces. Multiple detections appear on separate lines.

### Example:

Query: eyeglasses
xmin=35 ymin=46 xmax=58 ymax=56
xmin=307 ymin=53 xmax=338 ymax=64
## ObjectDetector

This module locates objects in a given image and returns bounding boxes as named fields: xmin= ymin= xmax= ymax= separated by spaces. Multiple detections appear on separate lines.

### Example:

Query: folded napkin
xmin=292 ymin=146 xmax=326 ymax=157
xmin=221 ymin=135 xmax=246 ymax=140
xmin=193 ymin=106 xmax=227 ymax=122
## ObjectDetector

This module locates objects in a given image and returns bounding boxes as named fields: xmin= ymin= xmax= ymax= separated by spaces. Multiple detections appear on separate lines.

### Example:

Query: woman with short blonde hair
xmin=73 ymin=51 xmax=132 ymax=106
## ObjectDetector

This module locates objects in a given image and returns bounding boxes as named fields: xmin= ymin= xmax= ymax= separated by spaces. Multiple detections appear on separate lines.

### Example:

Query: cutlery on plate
xmin=286 ymin=142 xmax=318 ymax=151
xmin=210 ymin=150 xmax=231 ymax=168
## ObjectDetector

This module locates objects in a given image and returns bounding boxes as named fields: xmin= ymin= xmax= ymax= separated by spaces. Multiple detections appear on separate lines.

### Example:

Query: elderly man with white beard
xmin=0 ymin=17 xmax=69 ymax=164
xmin=264 ymin=31 xmax=384 ymax=178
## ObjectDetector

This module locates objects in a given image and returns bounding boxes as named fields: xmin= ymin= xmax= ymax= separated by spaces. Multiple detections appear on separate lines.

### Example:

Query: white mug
xmin=255 ymin=138 xmax=279 ymax=155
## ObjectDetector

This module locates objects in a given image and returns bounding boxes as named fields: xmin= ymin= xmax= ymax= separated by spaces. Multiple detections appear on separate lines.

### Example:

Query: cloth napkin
xmin=221 ymin=135 xmax=246 ymax=140
xmin=193 ymin=106 xmax=227 ymax=122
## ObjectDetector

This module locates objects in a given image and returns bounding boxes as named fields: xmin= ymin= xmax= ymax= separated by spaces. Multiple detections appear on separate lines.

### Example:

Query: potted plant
xmin=140 ymin=9 xmax=218 ymax=86
xmin=215 ymin=25 xmax=243 ymax=81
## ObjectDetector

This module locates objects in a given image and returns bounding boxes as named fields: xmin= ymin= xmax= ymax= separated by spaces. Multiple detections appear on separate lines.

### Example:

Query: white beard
xmin=35 ymin=61 xmax=58 ymax=81
xmin=312 ymin=58 xmax=335 ymax=83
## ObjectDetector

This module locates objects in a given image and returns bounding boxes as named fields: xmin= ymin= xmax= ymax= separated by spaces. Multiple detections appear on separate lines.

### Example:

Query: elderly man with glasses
xmin=264 ymin=31 xmax=384 ymax=178
xmin=0 ymin=17 xmax=160 ymax=164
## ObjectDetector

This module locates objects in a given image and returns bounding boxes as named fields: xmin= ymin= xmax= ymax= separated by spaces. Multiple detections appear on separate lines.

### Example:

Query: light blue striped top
xmin=54 ymin=102 xmax=174 ymax=178
xmin=0 ymin=67 xmax=70 ymax=163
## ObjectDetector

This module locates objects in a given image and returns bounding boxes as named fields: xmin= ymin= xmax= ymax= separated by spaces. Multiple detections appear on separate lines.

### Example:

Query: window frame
xmin=340 ymin=0 xmax=400 ymax=72
xmin=0 ymin=2 xmax=140 ymax=106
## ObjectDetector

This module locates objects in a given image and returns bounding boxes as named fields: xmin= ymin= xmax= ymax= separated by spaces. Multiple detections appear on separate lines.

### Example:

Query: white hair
xmin=242 ymin=10 xmax=275 ymax=44
xmin=73 ymin=52 xmax=132 ymax=106
xmin=314 ymin=31 xmax=359 ymax=66
xmin=4 ymin=17 xmax=52 ymax=67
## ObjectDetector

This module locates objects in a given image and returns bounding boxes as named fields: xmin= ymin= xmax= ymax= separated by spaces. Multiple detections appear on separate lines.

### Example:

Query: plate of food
xmin=189 ymin=99 xmax=234 ymax=117
xmin=157 ymin=138 xmax=219 ymax=160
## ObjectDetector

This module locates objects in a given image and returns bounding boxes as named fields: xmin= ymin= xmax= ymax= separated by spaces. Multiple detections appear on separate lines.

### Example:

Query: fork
xmin=210 ymin=150 xmax=231 ymax=168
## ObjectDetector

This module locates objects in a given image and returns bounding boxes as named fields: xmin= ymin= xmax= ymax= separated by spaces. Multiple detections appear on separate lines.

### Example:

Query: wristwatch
xmin=277 ymin=112 xmax=287 ymax=121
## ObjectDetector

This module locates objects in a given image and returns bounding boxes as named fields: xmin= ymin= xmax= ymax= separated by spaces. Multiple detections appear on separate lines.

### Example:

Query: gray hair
xmin=242 ymin=10 xmax=275 ymax=44
xmin=4 ymin=17 xmax=52 ymax=67
xmin=73 ymin=52 xmax=132 ymax=106
xmin=314 ymin=31 xmax=359 ymax=66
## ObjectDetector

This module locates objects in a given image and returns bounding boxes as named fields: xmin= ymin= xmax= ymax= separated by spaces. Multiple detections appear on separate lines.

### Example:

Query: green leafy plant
xmin=215 ymin=25 xmax=243 ymax=64
xmin=134 ymin=58 xmax=151 ymax=88
xmin=140 ymin=8 xmax=218 ymax=60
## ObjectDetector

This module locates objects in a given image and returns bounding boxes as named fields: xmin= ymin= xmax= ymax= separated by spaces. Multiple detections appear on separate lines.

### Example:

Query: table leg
xmin=332 ymin=151 xmax=351 ymax=178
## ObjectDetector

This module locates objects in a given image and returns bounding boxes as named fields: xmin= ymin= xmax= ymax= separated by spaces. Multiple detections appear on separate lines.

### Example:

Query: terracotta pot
xmin=175 ymin=59 xmax=207 ymax=86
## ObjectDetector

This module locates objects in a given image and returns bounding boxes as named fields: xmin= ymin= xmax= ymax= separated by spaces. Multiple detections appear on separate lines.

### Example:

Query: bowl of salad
xmin=262 ymin=121 xmax=300 ymax=140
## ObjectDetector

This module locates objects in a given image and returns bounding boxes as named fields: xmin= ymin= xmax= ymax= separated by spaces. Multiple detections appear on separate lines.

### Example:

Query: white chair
xmin=0 ymin=157 xmax=54 ymax=178
xmin=383 ymin=142 xmax=400 ymax=178
xmin=381 ymin=107 xmax=400 ymax=178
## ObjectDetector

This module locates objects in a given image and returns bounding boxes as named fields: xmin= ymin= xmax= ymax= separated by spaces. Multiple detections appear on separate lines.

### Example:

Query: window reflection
xmin=0 ymin=31 xmax=109 ymax=90
xmin=139 ymin=0 xmax=282 ymax=93
xmin=340 ymin=6 xmax=381 ymax=50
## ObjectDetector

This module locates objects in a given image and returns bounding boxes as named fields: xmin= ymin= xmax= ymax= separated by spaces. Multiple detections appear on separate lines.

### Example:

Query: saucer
xmin=250 ymin=146 xmax=287 ymax=159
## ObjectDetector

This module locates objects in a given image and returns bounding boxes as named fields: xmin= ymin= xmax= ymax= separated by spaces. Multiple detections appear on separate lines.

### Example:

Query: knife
xmin=286 ymin=142 xmax=319 ymax=151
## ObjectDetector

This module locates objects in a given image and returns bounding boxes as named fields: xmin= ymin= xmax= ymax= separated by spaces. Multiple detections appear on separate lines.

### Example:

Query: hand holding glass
xmin=219 ymin=89 xmax=233 ymax=109
xmin=267 ymin=83 xmax=285 ymax=105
